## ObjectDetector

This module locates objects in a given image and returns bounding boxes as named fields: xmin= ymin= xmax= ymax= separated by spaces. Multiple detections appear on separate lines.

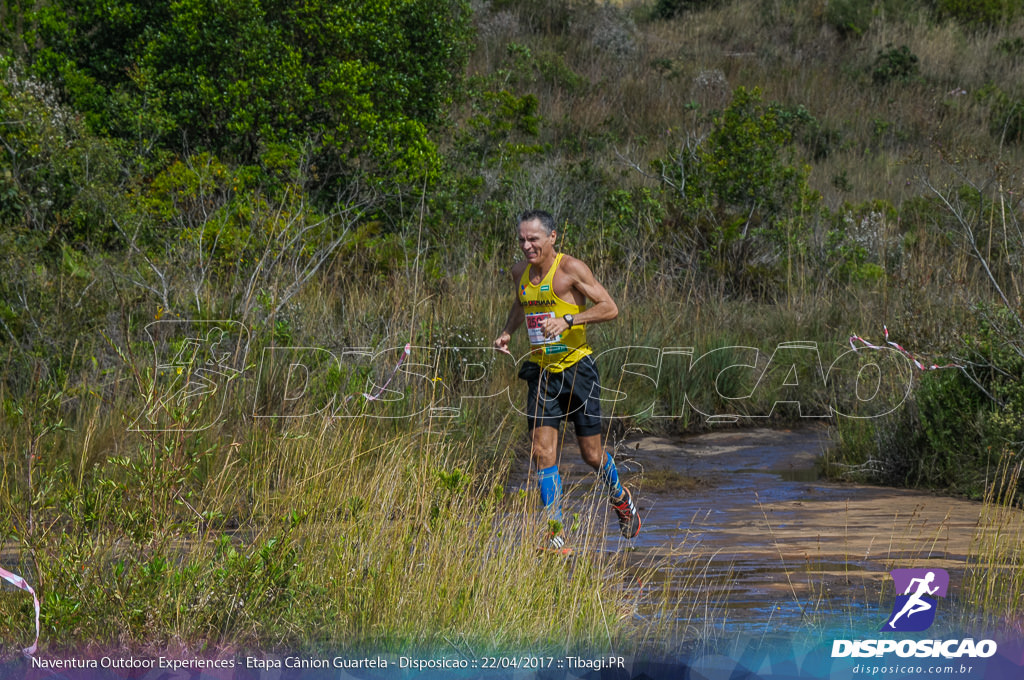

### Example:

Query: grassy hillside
xmin=1 ymin=0 xmax=1023 ymax=654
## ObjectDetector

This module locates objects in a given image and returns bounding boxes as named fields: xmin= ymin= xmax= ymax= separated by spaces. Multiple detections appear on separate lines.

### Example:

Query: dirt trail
xmin=627 ymin=427 xmax=983 ymax=566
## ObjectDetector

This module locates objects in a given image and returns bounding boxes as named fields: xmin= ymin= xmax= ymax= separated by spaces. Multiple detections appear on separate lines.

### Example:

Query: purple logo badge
xmin=883 ymin=568 xmax=949 ymax=632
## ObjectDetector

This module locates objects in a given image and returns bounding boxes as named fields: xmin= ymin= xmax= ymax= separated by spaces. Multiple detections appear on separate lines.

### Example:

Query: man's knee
xmin=530 ymin=427 xmax=559 ymax=467
xmin=577 ymin=434 xmax=604 ymax=468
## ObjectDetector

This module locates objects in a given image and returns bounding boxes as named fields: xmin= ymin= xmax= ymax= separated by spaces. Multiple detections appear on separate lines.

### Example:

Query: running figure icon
xmin=886 ymin=571 xmax=939 ymax=629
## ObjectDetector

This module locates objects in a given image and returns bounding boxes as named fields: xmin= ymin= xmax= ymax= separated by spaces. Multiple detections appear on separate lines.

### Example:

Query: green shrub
xmin=701 ymin=88 xmax=811 ymax=219
xmin=996 ymin=36 xmax=1024 ymax=58
xmin=821 ymin=200 xmax=898 ymax=286
xmin=907 ymin=305 xmax=1024 ymax=500
xmin=659 ymin=87 xmax=820 ymax=298
xmin=871 ymin=44 xmax=920 ymax=85
xmin=577 ymin=187 xmax=666 ymax=268
xmin=824 ymin=0 xmax=874 ymax=38
xmin=988 ymin=91 xmax=1024 ymax=144
xmin=831 ymin=305 xmax=1024 ymax=500
xmin=18 ymin=0 xmax=475 ymax=189
xmin=913 ymin=369 xmax=989 ymax=494
xmin=963 ymin=306 xmax=1024 ymax=452
xmin=0 ymin=59 xmax=128 ymax=246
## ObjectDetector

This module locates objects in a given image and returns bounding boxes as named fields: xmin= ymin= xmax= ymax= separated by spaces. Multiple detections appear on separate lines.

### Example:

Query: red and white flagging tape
xmin=849 ymin=326 xmax=961 ymax=371
xmin=0 ymin=564 xmax=39 ymax=655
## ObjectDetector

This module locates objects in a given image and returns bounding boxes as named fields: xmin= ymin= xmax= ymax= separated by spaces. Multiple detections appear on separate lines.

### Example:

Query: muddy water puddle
xmin=541 ymin=426 xmax=1003 ymax=636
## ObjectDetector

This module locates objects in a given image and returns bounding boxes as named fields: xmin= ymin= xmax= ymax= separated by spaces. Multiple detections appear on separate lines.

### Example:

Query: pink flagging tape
xmin=849 ymin=326 xmax=961 ymax=371
xmin=0 ymin=564 xmax=40 ymax=655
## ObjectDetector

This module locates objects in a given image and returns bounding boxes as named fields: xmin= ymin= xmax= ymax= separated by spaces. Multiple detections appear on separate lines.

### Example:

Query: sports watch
xmin=563 ymin=314 xmax=574 ymax=328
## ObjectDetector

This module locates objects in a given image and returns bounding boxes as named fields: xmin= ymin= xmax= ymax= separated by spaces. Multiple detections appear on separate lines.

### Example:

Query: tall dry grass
xmin=965 ymin=451 xmax=1024 ymax=631
xmin=0 ymin=262 xmax=738 ymax=654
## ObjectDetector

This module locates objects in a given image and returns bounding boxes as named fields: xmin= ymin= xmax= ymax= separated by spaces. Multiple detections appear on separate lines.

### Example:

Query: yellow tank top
xmin=518 ymin=253 xmax=592 ymax=372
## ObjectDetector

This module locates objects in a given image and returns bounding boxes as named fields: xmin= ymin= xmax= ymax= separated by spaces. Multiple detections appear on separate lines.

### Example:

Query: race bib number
xmin=526 ymin=311 xmax=559 ymax=345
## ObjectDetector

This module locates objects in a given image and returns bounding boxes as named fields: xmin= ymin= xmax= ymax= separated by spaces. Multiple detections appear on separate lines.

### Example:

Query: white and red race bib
xmin=525 ymin=311 xmax=559 ymax=345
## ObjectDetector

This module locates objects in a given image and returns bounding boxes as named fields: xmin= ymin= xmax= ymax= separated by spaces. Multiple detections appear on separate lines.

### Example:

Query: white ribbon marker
xmin=345 ymin=343 xmax=412 ymax=403
xmin=0 ymin=564 xmax=40 ymax=655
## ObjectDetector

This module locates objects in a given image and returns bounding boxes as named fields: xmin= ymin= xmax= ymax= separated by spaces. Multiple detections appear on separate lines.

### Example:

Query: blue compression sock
xmin=537 ymin=465 xmax=563 ymax=522
xmin=598 ymin=451 xmax=625 ymax=500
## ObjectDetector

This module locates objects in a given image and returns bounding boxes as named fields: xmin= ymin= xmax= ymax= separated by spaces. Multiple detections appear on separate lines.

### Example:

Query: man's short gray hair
xmin=518 ymin=209 xmax=556 ymax=235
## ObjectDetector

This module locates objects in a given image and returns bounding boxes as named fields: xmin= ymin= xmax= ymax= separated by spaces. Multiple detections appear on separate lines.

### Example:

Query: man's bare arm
xmin=494 ymin=303 xmax=524 ymax=354
xmin=563 ymin=257 xmax=618 ymax=325
xmin=537 ymin=256 xmax=617 ymax=339
xmin=494 ymin=262 xmax=528 ymax=354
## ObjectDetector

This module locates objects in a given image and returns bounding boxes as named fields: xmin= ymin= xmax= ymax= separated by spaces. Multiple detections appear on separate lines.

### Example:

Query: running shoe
xmin=611 ymin=486 xmax=641 ymax=538
xmin=538 ymin=530 xmax=572 ymax=556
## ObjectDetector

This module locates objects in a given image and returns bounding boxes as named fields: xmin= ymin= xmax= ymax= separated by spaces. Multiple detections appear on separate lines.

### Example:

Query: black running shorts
xmin=518 ymin=355 xmax=602 ymax=436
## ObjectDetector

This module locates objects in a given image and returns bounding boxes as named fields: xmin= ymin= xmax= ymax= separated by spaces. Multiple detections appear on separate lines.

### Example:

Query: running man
xmin=887 ymin=571 xmax=939 ymax=629
xmin=493 ymin=209 xmax=640 ymax=550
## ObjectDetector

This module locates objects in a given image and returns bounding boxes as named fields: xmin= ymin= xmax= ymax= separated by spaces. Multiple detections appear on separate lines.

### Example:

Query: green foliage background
xmin=2 ymin=0 xmax=1024 ymax=653
xmin=3 ymin=0 xmax=1023 ymax=496
xmin=2 ymin=0 xmax=1023 ymax=499
xmin=17 ymin=0 xmax=472 ymax=188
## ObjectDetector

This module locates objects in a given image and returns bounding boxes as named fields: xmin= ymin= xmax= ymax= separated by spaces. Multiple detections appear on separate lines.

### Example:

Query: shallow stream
xmin=542 ymin=426 xmax=1004 ymax=640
